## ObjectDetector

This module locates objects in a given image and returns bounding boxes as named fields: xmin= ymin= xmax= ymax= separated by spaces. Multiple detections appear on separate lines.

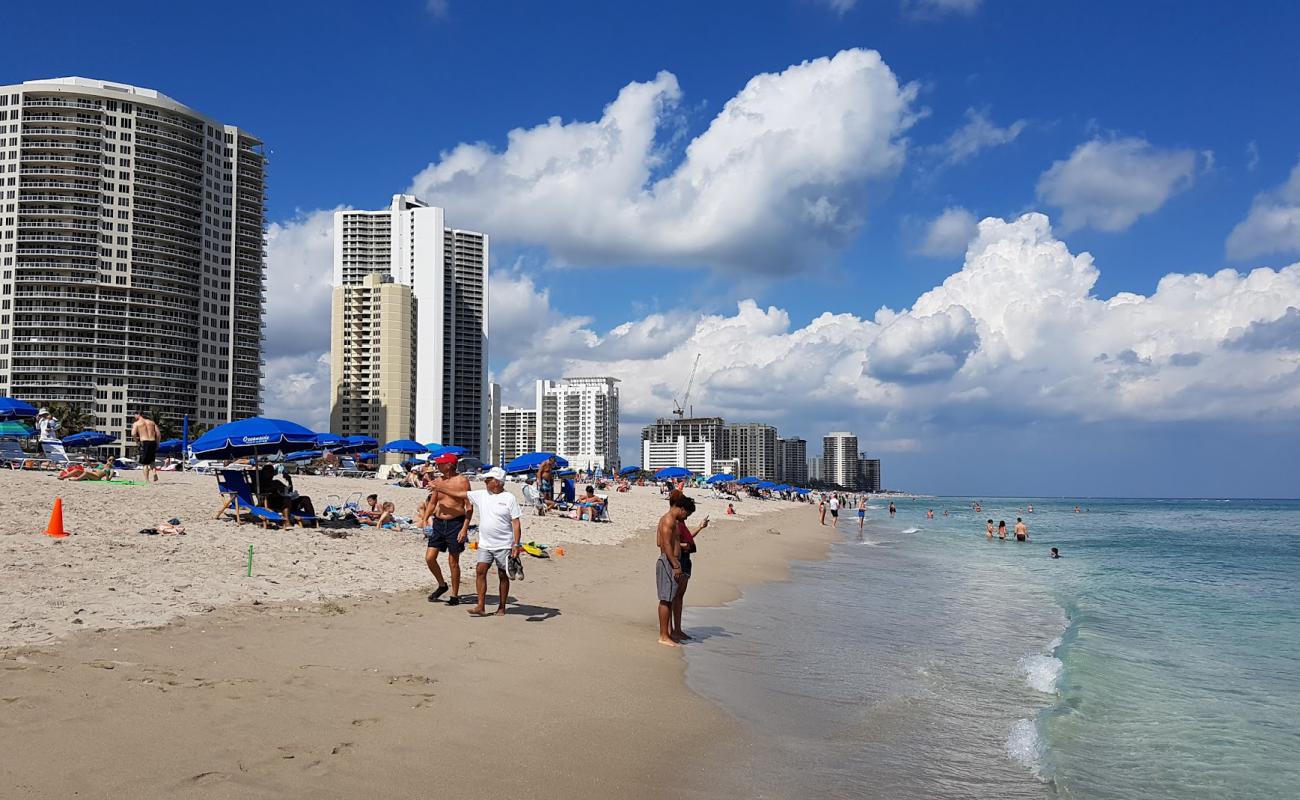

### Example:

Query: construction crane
xmin=672 ymin=353 xmax=702 ymax=418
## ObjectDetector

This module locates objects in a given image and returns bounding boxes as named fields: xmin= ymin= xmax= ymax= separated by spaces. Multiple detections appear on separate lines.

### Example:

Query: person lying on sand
xmin=58 ymin=461 xmax=114 ymax=481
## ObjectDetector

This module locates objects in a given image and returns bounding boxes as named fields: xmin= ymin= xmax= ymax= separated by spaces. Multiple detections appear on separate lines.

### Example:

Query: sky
xmin=5 ymin=0 xmax=1300 ymax=497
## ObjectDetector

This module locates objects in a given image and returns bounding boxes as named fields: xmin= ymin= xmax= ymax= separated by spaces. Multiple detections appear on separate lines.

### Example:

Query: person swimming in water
xmin=1050 ymin=547 xmax=1060 ymax=559
xmin=986 ymin=519 xmax=994 ymax=539
xmin=888 ymin=501 xmax=897 ymax=516
xmin=997 ymin=520 xmax=1007 ymax=540
xmin=1014 ymin=517 xmax=1028 ymax=542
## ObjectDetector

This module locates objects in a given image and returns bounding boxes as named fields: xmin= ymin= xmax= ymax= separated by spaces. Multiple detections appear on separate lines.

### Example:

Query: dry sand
xmin=0 ymin=468 xmax=834 ymax=798
xmin=0 ymin=470 xmax=791 ymax=647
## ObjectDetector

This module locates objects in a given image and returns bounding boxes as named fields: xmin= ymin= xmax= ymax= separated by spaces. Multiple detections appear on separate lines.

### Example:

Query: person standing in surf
xmin=858 ymin=497 xmax=867 ymax=533
xmin=986 ymin=519 xmax=995 ymax=539
xmin=655 ymin=493 xmax=688 ymax=647
xmin=1015 ymin=517 xmax=1029 ymax=542
xmin=997 ymin=520 xmax=1008 ymax=540
xmin=665 ymin=490 xmax=708 ymax=643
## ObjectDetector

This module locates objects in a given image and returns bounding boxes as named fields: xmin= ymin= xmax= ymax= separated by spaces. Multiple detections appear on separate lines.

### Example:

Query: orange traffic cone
xmin=45 ymin=497 xmax=68 ymax=538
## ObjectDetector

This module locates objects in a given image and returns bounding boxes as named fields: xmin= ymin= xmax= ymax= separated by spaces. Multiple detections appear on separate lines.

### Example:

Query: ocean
xmin=683 ymin=498 xmax=1300 ymax=799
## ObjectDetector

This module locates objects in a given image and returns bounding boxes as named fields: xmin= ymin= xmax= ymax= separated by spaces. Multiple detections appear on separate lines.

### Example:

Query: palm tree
xmin=44 ymin=402 xmax=94 ymax=436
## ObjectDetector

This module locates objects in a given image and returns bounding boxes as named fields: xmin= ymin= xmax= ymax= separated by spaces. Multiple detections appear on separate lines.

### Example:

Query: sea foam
xmin=1019 ymin=653 xmax=1064 ymax=694
xmin=1006 ymin=718 xmax=1045 ymax=779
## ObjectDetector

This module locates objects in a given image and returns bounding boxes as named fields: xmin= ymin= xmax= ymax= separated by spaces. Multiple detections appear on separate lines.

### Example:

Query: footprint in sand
xmin=351 ymin=718 xmax=379 ymax=728
xmin=187 ymin=771 xmax=229 ymax=785
xmin=386 ymin=673 xmax=436 ymax=686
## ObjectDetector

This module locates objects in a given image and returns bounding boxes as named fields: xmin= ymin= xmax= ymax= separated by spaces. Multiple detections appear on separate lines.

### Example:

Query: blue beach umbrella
xmin=771 ymin=484 xmax=792 ymax=492
xmin=735 ymin=476 xmax=761 ymax=486
xmin=314 ymin=432 xmax=344 ymax=448
xmin=618 ymin=465 xmax=641 ymax=475
xmin=157 ymin=439 xmax=184 ymax=455
xmin=793 ymin=488 xmax=812 ymax=495
xmin=655 ymin=466 xmax=692 ymax=480
xmin=428 ymin=445 xmax=469 ymax=459
xmin=0 ymin=398 xmax=38 ymax=421
xmin=337 ymin=435 xmax=378 ymax=454
xmin=504 ymin=451 xmax=569 ymax=474
xmin=190 ymin=417 xmax=318 ymax=460
xmin=380 ymin=439 xmax=429 ymax=454
xmin=754 ymin=481 xmax=778 ymax=489
xmin=62 ymin=431 xmax=117 ymax=448
xmin=354 ymin=451 xmax=377 ymax=461
xmin=705 ymin=473 xmax=735 ymax=484
xmin=282 ymin=449 xmax=324 ymax=462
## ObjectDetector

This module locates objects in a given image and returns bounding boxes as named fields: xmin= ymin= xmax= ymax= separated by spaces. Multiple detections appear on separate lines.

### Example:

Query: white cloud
xmin=1246 ymin=141 xmax=1260 ymax=171
xmin=902 ymin=0 xmax=983 ymax=19
xmin=259 ymin=209 xmax=338 ymax=428
xmin=1036 ymin=138 xmax=1200 ymax=232
xmin=817 ymin=0 xmax=859 ymax=13
xmin=409 ymin=49 xmax=918 ymax=275
xmin=498 ymin=213 xmax=1300 ymax=447
xmin=1226 ymin=159 xmax=1300 ymax=260
xmin=930 ymin=107 xmax=1027 ymax=168
xmin=915 ymin=207 xmax=979 ymax=257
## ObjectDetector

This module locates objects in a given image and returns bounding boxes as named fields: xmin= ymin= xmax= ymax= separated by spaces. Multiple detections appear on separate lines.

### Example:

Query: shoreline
xmin=0 ymin=482 xmax=834 ymax=799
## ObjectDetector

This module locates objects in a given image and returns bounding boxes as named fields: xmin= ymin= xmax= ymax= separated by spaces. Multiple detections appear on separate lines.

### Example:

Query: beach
xmin=0 ymin=470 xmax=833 ymax=798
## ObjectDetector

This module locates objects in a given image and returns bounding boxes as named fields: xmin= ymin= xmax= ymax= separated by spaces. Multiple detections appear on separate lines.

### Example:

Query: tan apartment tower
xmin=329 ymin=274 xmax=415 ymax=459
xmin=0 ymin=78 xmax=266 ymax=452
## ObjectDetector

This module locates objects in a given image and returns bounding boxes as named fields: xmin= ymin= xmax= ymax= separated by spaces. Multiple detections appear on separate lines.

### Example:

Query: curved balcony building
xmin=0 ymin=77 xmax=266 ymax=449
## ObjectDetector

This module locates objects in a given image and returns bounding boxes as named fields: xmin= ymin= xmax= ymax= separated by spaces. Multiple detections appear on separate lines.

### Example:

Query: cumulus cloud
xmin=929 ymin=107 xmax=1027 ymax=168
xmin=1226 ymin=159 xmax=1300 ymax=260
xmin=501 ymin=214 xmax=1300 ymax=447
xmin=409 ymin=49 xmax=918 ymax=274
xmin=1036 ymin=138 xmax=1201 ymax=232
xmin=260 ymin=209 xmax=338 ymax=427
xmin=914 ymin=207 xmax=979 ymax=257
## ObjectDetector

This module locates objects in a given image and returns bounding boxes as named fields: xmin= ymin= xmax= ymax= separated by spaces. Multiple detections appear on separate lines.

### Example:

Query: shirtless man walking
xmin=420 ymin=453 xmax=470 ymax=605
xmin=1014 ymin=517 xmax=1029 ymax=542
xmin=131 ymin=411 xmax=161 ymax=484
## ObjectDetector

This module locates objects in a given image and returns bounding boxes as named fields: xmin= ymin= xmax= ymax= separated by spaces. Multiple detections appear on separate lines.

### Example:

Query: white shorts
xmin=477 ymin=547 xmax=510 ymax=570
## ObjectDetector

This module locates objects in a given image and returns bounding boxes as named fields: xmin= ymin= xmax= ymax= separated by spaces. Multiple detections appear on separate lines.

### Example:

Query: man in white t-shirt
xmin=432 ymin=466 xmax=523 ymax=617
xmin=828 ymin=494 xmax=840 ymax=523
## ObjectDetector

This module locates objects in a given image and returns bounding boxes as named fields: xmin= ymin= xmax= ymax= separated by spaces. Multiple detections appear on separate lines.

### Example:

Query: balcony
xmin=134 ymin=134 xmax=203 ymax=162
xmin=22 ymin=127 xmax=102 ymax=139
xmin=23 ymin=153 xmax=102 ymax=166
xmin=24 ymin=98 xmax=102 ymax=109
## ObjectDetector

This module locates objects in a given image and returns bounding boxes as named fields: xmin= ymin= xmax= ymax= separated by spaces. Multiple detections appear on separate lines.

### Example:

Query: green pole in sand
xmin=247 ymin=544 xmax=253 ymax=577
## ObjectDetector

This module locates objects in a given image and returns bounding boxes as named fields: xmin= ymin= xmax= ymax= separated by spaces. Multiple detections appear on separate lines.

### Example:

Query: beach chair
xmin=215 ymin=470 xmax=287 ymax=528
xmin=40 ymin=440 xmax=82 ymax=468
xmin=337 ymin=456 xmax=367 ymax=479
xmin=0 ymin=439 xmax=54 ymax=470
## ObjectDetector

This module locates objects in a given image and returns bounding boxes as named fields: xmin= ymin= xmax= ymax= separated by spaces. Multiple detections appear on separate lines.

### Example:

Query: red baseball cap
xmin=433 ymin=453 xmax=459 ymax=465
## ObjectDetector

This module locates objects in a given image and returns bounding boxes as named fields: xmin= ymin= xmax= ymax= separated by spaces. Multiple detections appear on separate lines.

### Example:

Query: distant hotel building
xmin=0 ymin=77 xmax=266 ymax=448
xmin=727 ymin=423 xmax=777 ymax=481
xmin=859 ymin=455 xmax=882 ymax=492
xmin=807 ymin=456 xmax=824 ymax=483
xmin=535 ymin=377 xmax=620 ymax=472
xmin=823 ymin=432 xmax=860 ymax=489
xmin=330 ymin=194 xmax=488 ymax=456
xmin=497 ymin=405 xmax=538 ymax=468
xmin=776 ymin=437 xmax=808 ymax=485
xmin=641 ymin=416 xmax=726 ymax=475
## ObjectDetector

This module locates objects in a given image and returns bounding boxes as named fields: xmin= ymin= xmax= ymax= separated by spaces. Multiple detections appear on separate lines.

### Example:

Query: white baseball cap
xmin=483 ymin=467 xmax=507 ymax=482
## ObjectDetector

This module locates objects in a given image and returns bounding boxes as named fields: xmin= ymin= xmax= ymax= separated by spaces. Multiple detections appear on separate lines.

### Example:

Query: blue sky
xmin=5 ymin=1 xmax=1300 ymax=496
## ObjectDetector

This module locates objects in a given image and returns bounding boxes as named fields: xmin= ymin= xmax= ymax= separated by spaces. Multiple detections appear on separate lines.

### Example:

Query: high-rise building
xmin=726 ymin=423 xmax=777 ymax=480
xmin=807 ymin=456 xmax=824 ymax=483
xmin=641 ymin=416 xmax=727 ymax=474
xmin=0 ymin=78 xmax=266 ymax=451
xmin=859 ymin=455 xmax=881 ymax=493
xmin=535 ymin=377 xmax=620 ymax=472
xmin=498 ymin=406 xmax=537 ymax=468
xmin=329 ymin=274 xmax=414 ymax=459
xmin=823 ymin=432 xmax=860 ymax=489
xmin=776 ymin=437 xmax=808 ymax=485
xmin=331 ymin=195 xmax=488 ymax=455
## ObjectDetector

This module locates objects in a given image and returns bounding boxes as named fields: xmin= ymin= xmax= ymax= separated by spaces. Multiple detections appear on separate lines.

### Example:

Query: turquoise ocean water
xmin=684 ymin=498 xmax=1300 ymax=799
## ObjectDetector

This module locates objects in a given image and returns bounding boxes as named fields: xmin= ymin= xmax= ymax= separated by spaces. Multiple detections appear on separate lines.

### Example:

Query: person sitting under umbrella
xmin=257 ymin=464 xmax=317 ymax=529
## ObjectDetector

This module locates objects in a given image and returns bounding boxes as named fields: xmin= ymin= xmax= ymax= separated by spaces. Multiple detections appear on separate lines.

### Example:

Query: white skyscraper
xmin=535 ymin=377 xmax=620 ymax=472
xmin=822 ymin=432 xmax=861 ymax=489
xmin=0 ymin=77 xmax=265 ymax=451
xmin=332 ymin=195 xmax=488 ymax=455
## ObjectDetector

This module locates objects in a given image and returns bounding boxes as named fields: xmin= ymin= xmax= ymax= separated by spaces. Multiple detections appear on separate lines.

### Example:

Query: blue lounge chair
xmin=216 ymin=470 xmax=286 ymax=528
